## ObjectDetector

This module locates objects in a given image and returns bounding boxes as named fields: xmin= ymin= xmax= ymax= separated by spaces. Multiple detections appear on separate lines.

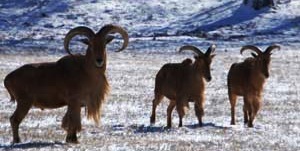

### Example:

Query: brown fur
xmin=4 ymin=24 xmax=128 ymax=143
xmin=150 ymin=45 xmax=216 ymax=128
xmin=227 ymin=44 xmax=280 ymax=127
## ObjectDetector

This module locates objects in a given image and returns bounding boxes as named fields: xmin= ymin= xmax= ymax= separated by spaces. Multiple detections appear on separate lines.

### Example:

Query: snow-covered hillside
xmin=0 ymin=0 xmax=299 ymax=151
xmin=0 ymin=0 xmax=299 ymax=49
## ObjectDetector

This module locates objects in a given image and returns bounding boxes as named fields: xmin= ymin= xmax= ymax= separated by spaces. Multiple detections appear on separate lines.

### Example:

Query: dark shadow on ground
xmin=132 ymin=125 xmax=171 ymax=133
xmin=150 ymin=1 xmax=271 ymax=36
xmin=0 ymin=0 xmax=69 ymax=29
xmin=133 ymin=122 xmax=229 ymax=133
xmin=0 ymin=141 xmax=64 ymax=150
xmin=195 ymin=5 xmax=268 ymax=32
xmin=258 ymin=16 xmax=300 ymax=34
xmin=185 ymin=122 xmax=230 ymax=129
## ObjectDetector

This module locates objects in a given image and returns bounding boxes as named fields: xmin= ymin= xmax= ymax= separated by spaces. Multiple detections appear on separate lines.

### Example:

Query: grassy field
xmin=0 ymin=48 xmax=299 ymax=150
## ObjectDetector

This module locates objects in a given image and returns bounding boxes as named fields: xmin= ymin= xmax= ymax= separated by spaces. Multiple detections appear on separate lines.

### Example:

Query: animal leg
xmin=245 ymin=106 xmax=253 ymax=127
xmin=167 ymin=100 xmax=176 ymax=128
xmin=150 ymin=94 xmax=163 ymax=124
xmin=229 ymin=93 xmax=237 ymax=125
xmin=176 ymin=99 xmax=187 ymax=127
xmin=66 ymin=132 xmax=78 ymax=144
xmin=248 ymin=98 xmax=261 ymax=128
xmin=243 ymin=104 xmax=249 ymax=124
xmin=62 ymin=104 xmax=81 ymax=143
xmin=194 ymin=98 xmax=204 ymax=127
xmin=10 ymin=101 xmax=31 ymax=143
xmin=243 ymin=97 xmax=250 ymax=124
xmin=248 ymin=105 xmax=254 ymax=128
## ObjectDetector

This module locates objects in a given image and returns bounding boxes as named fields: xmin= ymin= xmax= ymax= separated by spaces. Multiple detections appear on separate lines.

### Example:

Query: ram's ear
xmin=251 ymin=52 xmax=257 ymax=58
xmin=210 ymin=54 xmax=216 ymax=59
xmin=106 ymin=35 xmax=114 ymax=44
xmin=80 ymin=38 xmax=90 ymax=45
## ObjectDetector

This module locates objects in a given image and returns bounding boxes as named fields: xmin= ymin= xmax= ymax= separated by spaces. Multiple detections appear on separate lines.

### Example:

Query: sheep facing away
xmin=227 ymin=44 xmax=280 ymax=127
xmin=150 ymin=45 xmax=216 ymax=128
xmin=4 ymin=24 xmax=129 ymax=143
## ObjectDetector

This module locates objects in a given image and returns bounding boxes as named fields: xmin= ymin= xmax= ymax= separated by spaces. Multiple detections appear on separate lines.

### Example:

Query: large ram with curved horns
xmin=150 ymin=45 xmax=216 ymax=128
xmin=4 ymin=24 xmax=129 ymax=143
xmin=227 ymin=44 xmax=280 ymax=127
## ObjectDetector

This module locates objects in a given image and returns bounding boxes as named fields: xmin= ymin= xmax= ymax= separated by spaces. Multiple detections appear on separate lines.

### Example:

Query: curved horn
xmin=265 ymin=44 xmax=280 ymax=54
xmin=64 ymin=26 xmax=95 ymax=55
xmin=240 ymin=45 xmax=263 ymax=56
xmin=96 ymin=24 xmax=129 ymax=52
xmin=179 ymin=45 xmax=204 ymax=56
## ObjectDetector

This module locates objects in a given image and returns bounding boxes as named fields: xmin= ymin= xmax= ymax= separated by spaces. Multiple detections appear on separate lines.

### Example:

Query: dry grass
xmin=0 ymin=50 xmax=299 ymax=150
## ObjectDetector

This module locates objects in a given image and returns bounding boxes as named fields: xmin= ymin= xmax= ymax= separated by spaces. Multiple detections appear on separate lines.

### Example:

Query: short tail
xmin=4 ymin=75 xmax=16 ymax=102
xmin=227 ymin=63 xmax=236 ymax=94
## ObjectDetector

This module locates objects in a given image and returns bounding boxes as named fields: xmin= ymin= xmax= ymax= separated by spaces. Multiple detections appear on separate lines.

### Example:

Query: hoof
xmin=66 ymin=134 xmax=79 ymax=144
xmin=164 ymin=126 xmax=171 ymax=130
xmin=198 ymin=123 xmax=203 ymax=127
xmin=12 ymin=137 xmax=21 ymax=144
xmin=248 ymin=123 xmax=254 ymax=128
xmin=166 ymin=124 xmax=172 ymax=129
xmin=150 ymin=116 xmax=155 ymax=124
xmin=66 ymin=138 xmax=79 ymax=144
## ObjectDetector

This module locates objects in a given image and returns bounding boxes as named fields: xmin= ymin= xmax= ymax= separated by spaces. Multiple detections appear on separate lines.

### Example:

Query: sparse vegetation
xmin=1 ymin=47 xmax=299 ymax=150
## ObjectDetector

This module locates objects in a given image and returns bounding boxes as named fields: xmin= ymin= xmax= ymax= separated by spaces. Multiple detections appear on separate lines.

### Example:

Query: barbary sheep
xmin=4 ymin=24 xmax=128 ymax=143
xmin=150 ymin=45 xmax=216 ymax=128
xmin=227 ymin=44 xmax=280 ymax=127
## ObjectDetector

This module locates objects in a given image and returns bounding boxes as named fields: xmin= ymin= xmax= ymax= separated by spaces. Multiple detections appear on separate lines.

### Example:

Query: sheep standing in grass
xmin=150 ymin=45 xmax=216 ymax=128
xmin=227 ymin=45 xmax=280 ymax=127
xmin=4 ymin=24 xmax=128 ymax=143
